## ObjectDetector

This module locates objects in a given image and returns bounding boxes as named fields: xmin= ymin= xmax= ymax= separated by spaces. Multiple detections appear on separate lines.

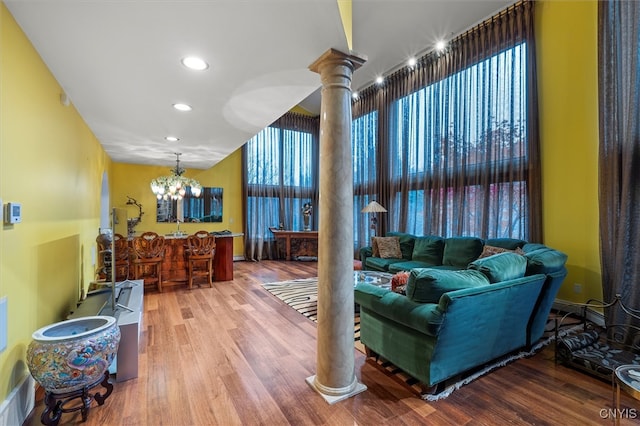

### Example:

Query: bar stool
xmin=113 ymin=233 xmax=131 ymax=282
xmin=185 ymin=230 xmax=216 ymax=289
xmin=132 ymin=231 xmax=165 ymax=292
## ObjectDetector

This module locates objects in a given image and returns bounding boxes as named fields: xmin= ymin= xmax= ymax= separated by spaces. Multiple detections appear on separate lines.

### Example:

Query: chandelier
xmin=150 ymin=153 xmax=202 ymax=200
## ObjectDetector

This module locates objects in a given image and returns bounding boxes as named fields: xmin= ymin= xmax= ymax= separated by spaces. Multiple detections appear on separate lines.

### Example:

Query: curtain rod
xmin=352 ymin=0 xmax=526 ymax=96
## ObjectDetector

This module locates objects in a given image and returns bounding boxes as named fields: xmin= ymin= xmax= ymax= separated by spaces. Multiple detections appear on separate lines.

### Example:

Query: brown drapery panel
xmin=598 ymin=1 xmax=640 ymax=336
xmin=351 ymin=0 xmax=541 ymax=243
xmin=242 ymin=112 xmax=319 ymax=261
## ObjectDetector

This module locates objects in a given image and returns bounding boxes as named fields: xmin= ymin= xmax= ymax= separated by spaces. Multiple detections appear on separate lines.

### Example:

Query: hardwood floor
xmin=25 ymin=260 xmax=639 ymax=425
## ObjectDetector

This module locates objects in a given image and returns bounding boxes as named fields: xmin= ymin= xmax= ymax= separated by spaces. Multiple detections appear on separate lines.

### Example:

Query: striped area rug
xmin=261 ymin=277 xmax=362 ymax=349
xmin=262 ymin=278 xmax=320 ymax=321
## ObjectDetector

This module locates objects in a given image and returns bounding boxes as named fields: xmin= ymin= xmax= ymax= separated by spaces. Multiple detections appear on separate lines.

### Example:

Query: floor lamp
xmin=361 ymin=201 xmax=387 ymax=237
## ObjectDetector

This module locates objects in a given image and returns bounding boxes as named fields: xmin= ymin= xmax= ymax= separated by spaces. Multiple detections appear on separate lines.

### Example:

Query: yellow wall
xmin=337 ymin=0 xmax=353 ymax=50
xmin=111 ymin=148 xmax=244 ymax=256
xmin=536 ymin=0 xmax=601 ymax=303
xmin=0 ymin=3 xmax=112 ymax=401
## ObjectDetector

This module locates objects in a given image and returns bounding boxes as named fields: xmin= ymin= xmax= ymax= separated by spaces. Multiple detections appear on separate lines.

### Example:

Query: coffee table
xmin=613 ymin=365 xmax=640 ymax=425
xmin=354 ymin=271 xmax=393 ymax=289
xmin=354 ymin=271 xmax=393 ymax=313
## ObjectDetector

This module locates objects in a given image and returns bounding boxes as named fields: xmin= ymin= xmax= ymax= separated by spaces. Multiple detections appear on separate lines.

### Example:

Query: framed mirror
xmin=156 ymin=187 xmax=223 ymax=223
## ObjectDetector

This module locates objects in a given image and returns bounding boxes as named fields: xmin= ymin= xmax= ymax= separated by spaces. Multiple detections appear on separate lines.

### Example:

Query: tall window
xmin=243 ymin=113 xmax=319 ymax=260
xmin=351 ymin=0 xmax=540 ymax=249
xmin=390 ymin=43 xmax=528 ymax=238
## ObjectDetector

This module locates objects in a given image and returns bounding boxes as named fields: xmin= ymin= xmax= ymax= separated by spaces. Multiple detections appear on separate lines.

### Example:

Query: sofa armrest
xmin=359 ymin=246 xmax=373 ymax=262
xmin=355 ymin=283 xmax=445 ymax=336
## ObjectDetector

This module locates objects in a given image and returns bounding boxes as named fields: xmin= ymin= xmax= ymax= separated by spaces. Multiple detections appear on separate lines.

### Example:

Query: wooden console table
xmin=269 ymin=228 xmax=318 ymax=260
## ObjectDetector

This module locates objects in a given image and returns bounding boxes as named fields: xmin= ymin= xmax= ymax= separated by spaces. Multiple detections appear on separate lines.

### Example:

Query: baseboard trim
xmin=0 ymin=374 xmax=35 ymax=426
xmin=553 ymin=299 xmax=605 ymax=327
xmin=233 ymin=256 xmax=245 ymax=261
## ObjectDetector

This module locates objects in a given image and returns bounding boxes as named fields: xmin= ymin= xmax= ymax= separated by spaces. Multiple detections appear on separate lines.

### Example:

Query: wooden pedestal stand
xmin=40 ymin=371 xmax=114 ymax=426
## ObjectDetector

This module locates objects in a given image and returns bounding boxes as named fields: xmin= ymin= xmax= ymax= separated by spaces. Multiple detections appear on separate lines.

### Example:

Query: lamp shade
xmin=361 ymin=201 xmax=387 ymax=213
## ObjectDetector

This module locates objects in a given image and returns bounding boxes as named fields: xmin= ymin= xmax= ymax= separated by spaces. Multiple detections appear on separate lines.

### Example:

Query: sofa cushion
xmin=365 ymin=256 xmax=404 ymax=272
xmin=373 ymin=236 xmax=403 ymax=258
xmin=405 ymin=268 xmax=490 ymax=303
xmin=442 ymin=237 xmax=484 ymax=267
xmin=468 ymin=252 xmax=528 ymax=283
xmin=525 ymin=248 xmax=568 ymax=274
xmin=425 ymin=265 xmax=465 ymax=271
xmin=411 ymin=236 xmax=445 ymax=265
xmin=484 ymin=238 xmax=527 ymax=250
xmin=388 ymin=262 xmax=465 ymax=274
xmin=386 ymin=232 xmax=416 ymax=259
xmin=522 ymin=242 xmax=548 ymax=253
xmin=388 ymin=260 xmax=433 ymax=274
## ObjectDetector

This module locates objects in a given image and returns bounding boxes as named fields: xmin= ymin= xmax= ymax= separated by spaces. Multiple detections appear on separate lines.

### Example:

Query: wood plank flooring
xmin=25 ymin=260 xmax=639 ymax=425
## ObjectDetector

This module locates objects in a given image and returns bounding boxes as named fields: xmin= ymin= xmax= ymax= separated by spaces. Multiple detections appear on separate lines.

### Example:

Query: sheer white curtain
xmin=352 ymin=110 xmax=380 ymax=250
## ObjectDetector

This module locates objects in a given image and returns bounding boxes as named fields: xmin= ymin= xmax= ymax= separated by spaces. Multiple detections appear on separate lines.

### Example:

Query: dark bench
xmin=556 ymin=295 xmax=640 ymax=382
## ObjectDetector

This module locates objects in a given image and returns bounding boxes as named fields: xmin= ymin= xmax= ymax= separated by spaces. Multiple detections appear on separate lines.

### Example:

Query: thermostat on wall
xmin=4 ymin=202 xmax=22 ymax=224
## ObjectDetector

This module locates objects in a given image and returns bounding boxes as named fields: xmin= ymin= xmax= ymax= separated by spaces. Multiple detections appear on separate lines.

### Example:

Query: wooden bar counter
xmin=130 ymin=232 xmax=241 ymax=287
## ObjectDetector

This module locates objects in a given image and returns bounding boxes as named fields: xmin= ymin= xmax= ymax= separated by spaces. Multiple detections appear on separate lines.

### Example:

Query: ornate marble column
xmin=305 ymin=48 xmax=367 ymax=404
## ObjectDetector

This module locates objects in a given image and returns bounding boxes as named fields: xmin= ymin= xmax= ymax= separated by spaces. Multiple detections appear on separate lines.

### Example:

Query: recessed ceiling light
xmin=173 ymin=103 xmax=192 ymax=112
xmin=435 ymin=40 xmax=447 ymax=51
xmin=181 ymin=56 xmax=209 ymax=71
xmin=407 ymin=57 xmax=417 ymax=67
xmin=165 ymin=136 xmax=179 ymax=142
xmin=352 ymin=91 xmax=359 ymax=99
xmin=375 ymin=76 xmax=384 ymax=85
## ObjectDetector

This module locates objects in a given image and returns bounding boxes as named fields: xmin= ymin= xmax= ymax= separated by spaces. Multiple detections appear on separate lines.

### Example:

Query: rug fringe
xmin=422 ymin=324 xmax=583 ymax=401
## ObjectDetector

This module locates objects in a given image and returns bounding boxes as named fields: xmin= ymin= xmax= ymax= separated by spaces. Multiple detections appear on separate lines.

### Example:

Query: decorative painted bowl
xmin=26 ymin=316 xmax=120 ymax=394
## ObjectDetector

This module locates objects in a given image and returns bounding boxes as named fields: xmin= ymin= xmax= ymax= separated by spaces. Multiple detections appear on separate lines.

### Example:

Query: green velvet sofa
xmin=359 ymin=232 xmax=525 ymax=273
xmin=355 ymin=233 xmax=568 ymax=390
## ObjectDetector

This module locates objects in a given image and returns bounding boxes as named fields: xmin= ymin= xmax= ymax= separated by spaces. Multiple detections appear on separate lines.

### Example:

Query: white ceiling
xmin=5 ymin=0 xmax=513 ymax=171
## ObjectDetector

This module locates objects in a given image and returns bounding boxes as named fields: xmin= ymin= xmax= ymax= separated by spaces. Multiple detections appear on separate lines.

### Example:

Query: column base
xmin=305 ymin=375 xmax=367 ymax=405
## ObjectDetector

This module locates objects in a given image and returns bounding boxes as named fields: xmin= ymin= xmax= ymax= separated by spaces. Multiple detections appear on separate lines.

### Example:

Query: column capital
xmin=308 ymin=48 xmax=367 ymax=75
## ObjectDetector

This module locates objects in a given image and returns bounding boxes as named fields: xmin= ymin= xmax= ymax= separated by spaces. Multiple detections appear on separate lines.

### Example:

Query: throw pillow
xmin=373 ymin=236 xmax=403 ymax=259
xmin=468 ymin=252 xmax=528 ymax=283
xmin=372 ymin=238 xmax=380 ymax=257
xmin=484 ymin=238 xmax=527 ymax=250
xmin=478 ymin=245 xmax=525 ymax=259
xmin=391 ymin=271 xmax=410 ymax=294
xmin=405 ymin=268 xmax=490 ymax=303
